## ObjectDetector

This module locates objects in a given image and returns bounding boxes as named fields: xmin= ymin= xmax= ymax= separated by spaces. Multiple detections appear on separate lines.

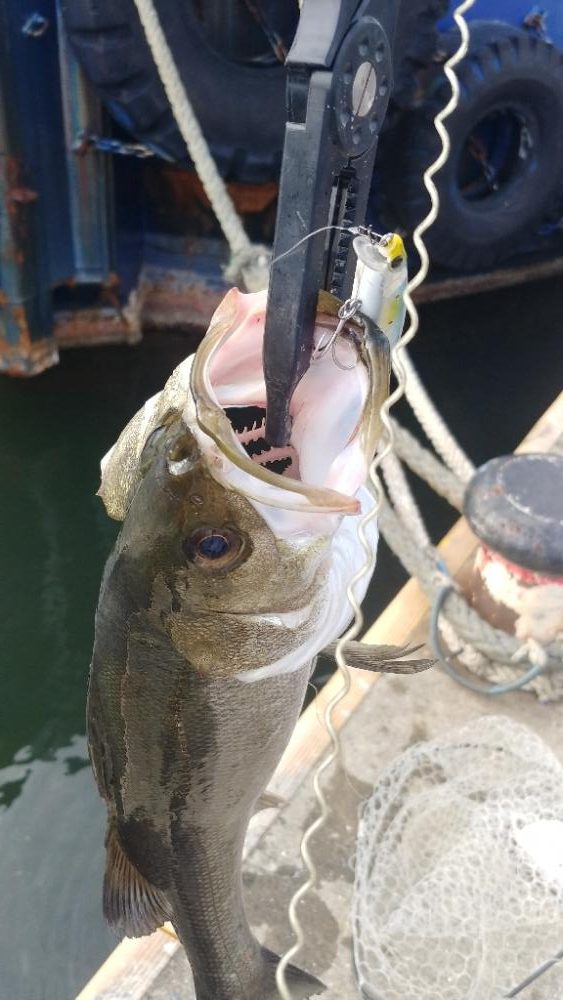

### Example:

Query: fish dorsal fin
xmin=103 ymin=820 xmax=172 ymax=938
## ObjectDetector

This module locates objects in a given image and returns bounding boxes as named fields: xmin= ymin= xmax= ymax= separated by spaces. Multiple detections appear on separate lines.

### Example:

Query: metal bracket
xmin=74 ymin=131 xmax=154 ymax=159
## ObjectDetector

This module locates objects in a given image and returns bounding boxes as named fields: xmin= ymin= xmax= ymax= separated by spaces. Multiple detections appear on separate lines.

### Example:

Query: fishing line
xmin=270 ymin=225 xmax=382 ymax=269
xmin=275 ymin=3 xmax=476 ymax=998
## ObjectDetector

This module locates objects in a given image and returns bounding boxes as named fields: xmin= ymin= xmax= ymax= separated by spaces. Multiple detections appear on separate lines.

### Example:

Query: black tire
xmin=60 ymin=0 xmax=298 ymax=181
xmin=61 ymin=0 xmax=447 ymax=181
xmin=391 ymin=0 xmax=449 ymax=109
xmin=381 ymin=23 xmax=563 ymax=271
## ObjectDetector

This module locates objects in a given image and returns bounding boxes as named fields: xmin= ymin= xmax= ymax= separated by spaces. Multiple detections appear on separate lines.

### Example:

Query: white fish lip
xmin=235 ymin=485 xmax=379 ymax=683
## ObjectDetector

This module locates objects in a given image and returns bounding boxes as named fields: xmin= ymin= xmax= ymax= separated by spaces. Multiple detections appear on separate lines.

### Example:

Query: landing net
xmin=353 ymin=716 xmax=563 ymax=1000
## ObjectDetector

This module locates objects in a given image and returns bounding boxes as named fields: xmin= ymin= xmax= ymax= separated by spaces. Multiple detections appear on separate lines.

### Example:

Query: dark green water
xmin=0 ymin=330 xmax=199 ymax=1000
xmin=1 ymin=278 xmax=561 ymax=1000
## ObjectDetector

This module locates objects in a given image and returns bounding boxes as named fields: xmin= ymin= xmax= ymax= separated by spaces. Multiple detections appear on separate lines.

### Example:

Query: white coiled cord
xmin=275 ymin=3 xmax=477 ymax=996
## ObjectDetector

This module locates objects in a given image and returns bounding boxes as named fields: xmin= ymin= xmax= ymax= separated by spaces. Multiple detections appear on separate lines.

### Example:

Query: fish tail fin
xmin=262 ymin=946 xmax=326 ymax=998
xmin=103 ymin=819 xmax=172 ymax=937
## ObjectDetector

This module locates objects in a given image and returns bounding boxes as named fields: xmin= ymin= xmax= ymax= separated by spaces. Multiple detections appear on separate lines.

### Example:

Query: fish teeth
xmin=234 ymin=418 xmax=267 ymax=446
xmin=252 ymin=446 xmax=296 ymax=467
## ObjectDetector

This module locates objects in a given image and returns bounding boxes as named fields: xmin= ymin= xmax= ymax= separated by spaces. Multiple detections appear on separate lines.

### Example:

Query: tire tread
xmin=379 ymin=23 xmax=563 ymax=271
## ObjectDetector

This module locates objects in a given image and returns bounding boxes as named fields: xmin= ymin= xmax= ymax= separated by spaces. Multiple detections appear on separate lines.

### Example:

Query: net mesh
xmin=352 ymin=716 xmax=563 ymax=1000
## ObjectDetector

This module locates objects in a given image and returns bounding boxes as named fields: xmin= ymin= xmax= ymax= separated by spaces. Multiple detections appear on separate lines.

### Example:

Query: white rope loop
xmin=388 ymin=417 xmax=466 ymax=510
xmin=401 ymin=350 xmax=475 ymax=484
xmin=381 ymin=451 xmax=431 ymax=549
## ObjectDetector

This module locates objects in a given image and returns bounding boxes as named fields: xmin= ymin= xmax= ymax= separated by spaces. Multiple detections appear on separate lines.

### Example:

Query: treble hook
xmin=311 ymin=296 xmax=363 ymax=363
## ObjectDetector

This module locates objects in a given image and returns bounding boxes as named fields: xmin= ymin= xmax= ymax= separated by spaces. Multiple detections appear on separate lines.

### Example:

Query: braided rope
xmin=389 ymin=417 xmax=465 ymax=510
xmin=381 ymin=450 xmax=431 ymax=547
xmin=401 ymin=348 xmax=475 ymax=484
xmin=379 ymin=498 xmax=563 ymax=667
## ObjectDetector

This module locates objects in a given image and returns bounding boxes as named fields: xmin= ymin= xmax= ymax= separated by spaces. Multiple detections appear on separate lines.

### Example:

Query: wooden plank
xmin=75 ymin=391 xmax=563 ymax=1000
xmin=75 ymin=928 xmax=179 ymax=1000
xmin=516 ymin=392 xmax=563 ymax=456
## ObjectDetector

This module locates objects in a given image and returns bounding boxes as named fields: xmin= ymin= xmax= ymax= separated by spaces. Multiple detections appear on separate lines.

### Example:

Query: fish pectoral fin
xmin=103 ymin=819 xmax=172 ymax=938
xmin=322 ymin=640 xmax=435 ymax=675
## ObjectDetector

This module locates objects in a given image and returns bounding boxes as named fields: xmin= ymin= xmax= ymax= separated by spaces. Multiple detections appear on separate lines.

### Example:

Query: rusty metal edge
xmin=137 ymin=252 xmax=563 ymax=333
xmin=54 ymin=286 xmax=143 ymax=349
xmin=54 ymin=308 xmax=142 ymax=349
xmin=0 ymin=335 xmax=59 ymax=376
xmin=6 ymin=250 xmax=562 ymax=368
xmin=138 ymin=265 xmax=227 ymax=331
xmin=414 ymin=254 xmax=563 ymax=304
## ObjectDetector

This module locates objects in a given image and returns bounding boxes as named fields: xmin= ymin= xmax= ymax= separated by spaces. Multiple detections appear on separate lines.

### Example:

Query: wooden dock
xmin=76 ymin=392 xmax=563 ymax=1000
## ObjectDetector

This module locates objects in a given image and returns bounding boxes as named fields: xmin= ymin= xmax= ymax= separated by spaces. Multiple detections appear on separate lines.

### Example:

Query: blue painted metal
xmin=440 ymin=0 xmax=563 ymax=50
xmin=76 ymin=133 xmax=155 ymax=159
xmin=55 ymin=4 xmax=115 ymax=285
xmin=0 ymin=0 xmax=66 ymax=371
xmin=0 ymin=0 xmax=121 ymax=372
xmin=1 ymin=0 xmax=75 ymax=286
xmin=2 ymin=0 xmax=563 ymax=374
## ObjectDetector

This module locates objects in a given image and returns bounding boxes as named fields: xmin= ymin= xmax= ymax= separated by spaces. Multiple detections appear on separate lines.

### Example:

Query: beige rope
xmin=401 ymin=349 xmax=475 ymax=483
xmin=389 ymin=417 xmax=465 ymax=510
xmin=381 ymin=450 xmax=431 ymax=548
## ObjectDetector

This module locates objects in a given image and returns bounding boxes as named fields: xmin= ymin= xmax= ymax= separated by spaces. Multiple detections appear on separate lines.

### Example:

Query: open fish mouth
xmin=190 ymin=288 xmax=389 ymax=515
xmin=224 ymin=404 xmax=298 ymax=478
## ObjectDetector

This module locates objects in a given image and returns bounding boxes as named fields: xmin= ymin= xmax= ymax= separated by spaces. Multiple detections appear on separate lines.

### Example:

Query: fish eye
xmin=183 ymin=526 xmax=246 ymax=570
xmin=199 ymin=533 xmax=230 ymax=558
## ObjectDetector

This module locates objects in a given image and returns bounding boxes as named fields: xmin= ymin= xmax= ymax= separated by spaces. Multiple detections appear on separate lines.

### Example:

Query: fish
xmin=88 ymin=287 xmax=432 ymax=1000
